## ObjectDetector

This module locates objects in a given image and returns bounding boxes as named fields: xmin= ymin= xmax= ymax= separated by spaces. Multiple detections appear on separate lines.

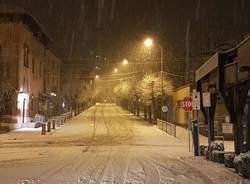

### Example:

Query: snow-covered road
xmin=0 ymin=104 xmax=248 ymax=184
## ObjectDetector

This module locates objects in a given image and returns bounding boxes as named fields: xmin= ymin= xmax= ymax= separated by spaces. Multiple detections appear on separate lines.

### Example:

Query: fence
xmin=157 ymin=119 xmax=176 ymax=137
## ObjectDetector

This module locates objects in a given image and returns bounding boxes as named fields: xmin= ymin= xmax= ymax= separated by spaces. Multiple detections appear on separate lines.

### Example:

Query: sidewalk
xmin=133 ymin=111 xmax=234 ymax=152
xmin=175 ymin=126 xmax=234 ymax=152
xmin=0 ymin=109 xmax=93 ymax=147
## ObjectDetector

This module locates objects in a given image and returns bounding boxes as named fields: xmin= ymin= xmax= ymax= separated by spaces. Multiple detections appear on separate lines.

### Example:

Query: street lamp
xmin=114 ymin=68 xmax=118 ymax=73
xmin=144 ymin=38 xmax=164 ymax=120
xmin=144 ymin=39 xmax=152 ymax=47
xmin=123 ymin=59 xmax=128 ymax=65
xmin=95 ymin=74 xmax=99 ymax=79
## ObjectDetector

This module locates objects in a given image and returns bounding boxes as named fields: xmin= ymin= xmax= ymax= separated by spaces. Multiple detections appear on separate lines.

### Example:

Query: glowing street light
xmin=95 ymin=74 xmax=99 ymax=79
xmin=114 ymin=68 xmax=118 ymax=73
xmin=144 ymin=39 xmax=153 ymax=47
xmin=144 ymin=38 xmax=164 ymax=120
xmin=123 ymin=59 xmax=128 ymax=65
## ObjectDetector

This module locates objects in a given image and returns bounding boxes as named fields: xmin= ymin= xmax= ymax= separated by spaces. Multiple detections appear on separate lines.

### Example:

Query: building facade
xmin=0 ymin=7 xmax=61 ymax=130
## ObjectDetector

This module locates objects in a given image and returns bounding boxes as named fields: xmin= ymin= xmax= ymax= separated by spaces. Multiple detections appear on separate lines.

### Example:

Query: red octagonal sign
xmin=181 ymin=96 xmax=193 ymax=112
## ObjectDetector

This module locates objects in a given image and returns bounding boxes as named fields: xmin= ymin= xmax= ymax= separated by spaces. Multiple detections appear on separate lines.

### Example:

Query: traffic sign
xmin=192 ymin=91 xmax=200 ymax=110
xmin=181 ymin=96 xmax=193 ymax=112
xmin=161 ymin=106 xmax=168 ymax=113
xmin=202 ymin=92 xmax=211 ymax=107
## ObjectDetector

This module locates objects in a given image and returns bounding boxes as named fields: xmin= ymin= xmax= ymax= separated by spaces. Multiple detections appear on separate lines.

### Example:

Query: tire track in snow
xmin=101 ymin=105 xmax=111 ymax=137
xmin=39 ymin=106 xmax=98 ymax=181
xmin=126 ymin=157 xmax=145 ymax=183
xmin=86 ymin=148 xmax=114 ymax=184
xmin=113 ymin=150 xmax=131 ymax=184
xmin=146 ymin=151 xmax=213 ymax=184
xmin=82 ymin=105 xmax=97 ymax=153
xmin=137 ymin=156 xmax=160 ymax=184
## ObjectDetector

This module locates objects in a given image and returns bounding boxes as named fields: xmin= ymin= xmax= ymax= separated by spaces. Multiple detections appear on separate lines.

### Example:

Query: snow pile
xmin=233 ymin=151 xmax=250 ymax=178
xmin=211 ymin=150 xmax=224 ymax=163
xmin=224 ymin=152 xmax=235 ymax=168
xmin=18 ymin=178 xmax=40 ymax=184
xmin=199 ymin=145 xmax=207 ymax=156
xmin=210 ymin=142 xmax=224 ymax=151
xmin=200 ymin=142 xmax=225 ymax=162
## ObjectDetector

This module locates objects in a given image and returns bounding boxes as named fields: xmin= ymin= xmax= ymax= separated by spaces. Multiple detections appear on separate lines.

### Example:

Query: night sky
xmin=1 ymin=0 xmax=250 ymax=66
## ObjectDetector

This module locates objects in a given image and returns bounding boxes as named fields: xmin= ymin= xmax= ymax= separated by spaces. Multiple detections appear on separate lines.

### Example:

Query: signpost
xmin=192 ymin=92 xmax=200 ymax=110
xmin=161 ymin=105 xmax=168 ymax=113
xmin=181 ymin=96 xmax=193 ymax=112
xmin=202 ymin=92 xmax=211 ymax=107
xmin=181 ymin=96 xmax=193 ymax=152
xmin=203 ymin=92 xmax=211 ymax=147
xmin=192 ymin=90 xmax=201 ymax=156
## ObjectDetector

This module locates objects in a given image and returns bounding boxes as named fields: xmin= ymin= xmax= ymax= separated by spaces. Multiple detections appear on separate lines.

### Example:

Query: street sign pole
xmin=187 ymin=111 xmax=191 ymax=152
xmin=203 ymin=92 xmax=211 ymax=148
xmin=196 ymin=109 xmax=200 ymax=152
xmin=181 ymin=96 xmax=193 ymax=152
xmin=192 ymin=90 xmax=201 ymax=155
xmin=207 ymin=107 xmax=211 ymax=147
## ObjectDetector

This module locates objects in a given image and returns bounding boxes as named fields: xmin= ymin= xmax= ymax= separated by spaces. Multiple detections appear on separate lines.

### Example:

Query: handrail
xmin=157 ymin=119 xmax=176 ymax=137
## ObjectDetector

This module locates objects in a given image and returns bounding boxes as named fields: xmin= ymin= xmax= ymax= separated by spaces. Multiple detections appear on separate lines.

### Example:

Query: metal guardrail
xmin=157 ymin=119 xmax=176 ymax=137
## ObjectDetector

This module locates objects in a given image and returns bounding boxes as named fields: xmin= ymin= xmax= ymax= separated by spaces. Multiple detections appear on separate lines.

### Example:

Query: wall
xmin=16 ymin=23 xmax=45 ymax=120
xmin=0 ymin=21 xmax=46 ymax=126
xmin=44 ymin=49 xmax=61 ymax=94
xmin=172 ymin=85 xmax=190 ymax=126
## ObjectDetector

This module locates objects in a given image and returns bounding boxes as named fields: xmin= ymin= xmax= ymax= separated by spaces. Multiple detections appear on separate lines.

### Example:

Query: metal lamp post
xmin=145 ymin=39 xmax=164 ymax=120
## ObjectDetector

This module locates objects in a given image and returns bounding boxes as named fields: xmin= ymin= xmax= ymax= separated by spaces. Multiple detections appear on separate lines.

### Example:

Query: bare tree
xmin=138 ymin=73 xmax=173 ymax=120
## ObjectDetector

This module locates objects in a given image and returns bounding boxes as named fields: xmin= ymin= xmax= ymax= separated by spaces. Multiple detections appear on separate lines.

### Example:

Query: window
xmin=32 ymin=58 xmax=35 ymax=74
xmin=24 ymin=45 xmax=29 ymax=68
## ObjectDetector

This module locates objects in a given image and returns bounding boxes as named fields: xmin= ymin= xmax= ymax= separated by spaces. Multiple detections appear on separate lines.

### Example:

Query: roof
xmin=195 ymin=32 xmax=250 ymax=82
xmin=0 ymin=4 xmax=53 ymax=46
xmin=195 ymin=52 xmax=219 ymax=82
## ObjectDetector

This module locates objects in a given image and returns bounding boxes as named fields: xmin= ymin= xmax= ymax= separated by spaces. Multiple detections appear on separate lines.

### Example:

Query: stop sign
xmin=181 ymin=96 xmax=193 ymax=112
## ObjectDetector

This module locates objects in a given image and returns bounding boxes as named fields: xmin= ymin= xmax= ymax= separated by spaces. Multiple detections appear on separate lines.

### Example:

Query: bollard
xmin=41 ymin=123 xmax=46 ymax=135
xmin=61 ymin=117 xmax=64 ymax=125
xmin=47 ymin=121 xmax=51 ymax=132
xmin=52 ymin=119 xmax=56 ymax=129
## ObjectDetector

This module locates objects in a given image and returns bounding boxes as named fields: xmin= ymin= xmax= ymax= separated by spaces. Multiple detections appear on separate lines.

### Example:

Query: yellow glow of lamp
xmin=144 ymin=39 xmax=153 ymax=47
xmin=123 ymin=59 xmax=128 ymax=65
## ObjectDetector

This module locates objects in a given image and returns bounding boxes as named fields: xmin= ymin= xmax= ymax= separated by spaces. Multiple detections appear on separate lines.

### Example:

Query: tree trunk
xmin=148 ymin=104 xmax=152 ymax=123
xmin=137 ymin=103 xmax=139 ymax=117
xmin=144 ymin=105 xmax=147 ymax=120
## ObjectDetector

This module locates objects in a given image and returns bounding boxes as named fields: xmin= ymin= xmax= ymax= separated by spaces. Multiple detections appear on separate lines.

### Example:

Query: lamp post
xmin=123 ymin=59 xmax=128 ymax=65
xmin=145 ymin=38 xmax=164 ymax=120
